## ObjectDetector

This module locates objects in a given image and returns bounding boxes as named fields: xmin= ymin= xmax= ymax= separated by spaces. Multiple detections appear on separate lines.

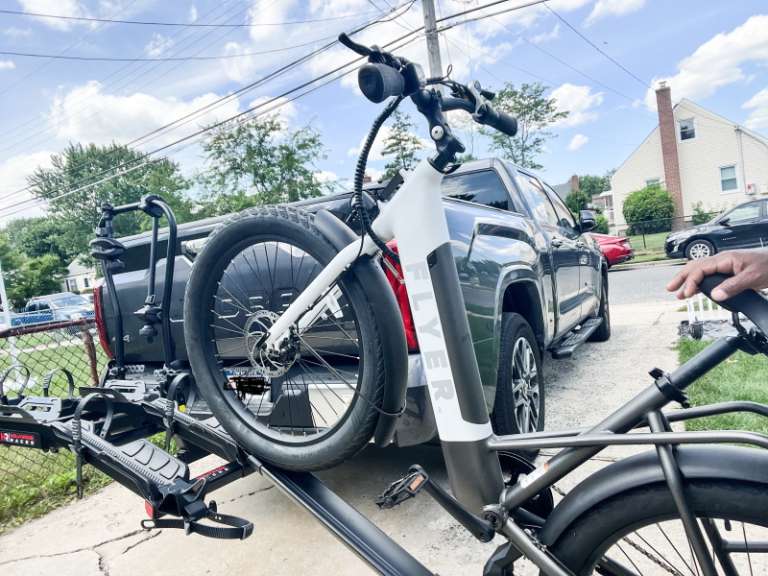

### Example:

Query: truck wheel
xmin=686 ymin=239 xmax=715 ymax=260
xmin=588 ymin=277 xmax=611 ymax=342
xmin=492 ymin=313 xmax=544 ymax=451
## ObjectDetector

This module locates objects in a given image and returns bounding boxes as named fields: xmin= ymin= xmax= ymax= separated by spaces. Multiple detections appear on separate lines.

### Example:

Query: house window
xmin=720 ymin=165 xmax=738 ymax=192
xmin=645 ymin=178 xmax=661 ymax=188
xmin=679 ymin=118 xmax=695 ymax=140
xmin=66 ymin=278 xmax=78 ymax=292
xmin=83 ymin=277 xmax=90 ymax=288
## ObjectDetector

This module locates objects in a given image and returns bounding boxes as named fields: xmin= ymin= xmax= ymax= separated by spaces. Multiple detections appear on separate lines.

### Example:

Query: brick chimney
xmin=656 ymin=82 xmax=684 ymax=228
xmin=570 ymin=174 xmax=580 ymax=193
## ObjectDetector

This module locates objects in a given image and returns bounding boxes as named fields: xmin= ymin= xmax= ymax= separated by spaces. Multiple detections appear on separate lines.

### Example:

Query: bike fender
xmin=539 ymin=445 xmax=768 ymax=547
xmin=313 ymin=210 xmax=408 ymax=447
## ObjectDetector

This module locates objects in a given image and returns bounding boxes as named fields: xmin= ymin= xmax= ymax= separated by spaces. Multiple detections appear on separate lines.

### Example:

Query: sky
xmin=1 ymin=0 xmax=768 ymax=225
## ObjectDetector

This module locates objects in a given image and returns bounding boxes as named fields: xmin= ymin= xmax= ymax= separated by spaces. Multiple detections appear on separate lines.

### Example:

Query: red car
xmin=589 ymin=233 xmax=634 ymax=267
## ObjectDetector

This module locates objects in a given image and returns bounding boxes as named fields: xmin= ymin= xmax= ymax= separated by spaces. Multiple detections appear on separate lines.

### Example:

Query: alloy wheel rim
xmin=511 ymin=336 xmax=540 ymax=434
xmin=689 ymin=242 xmax=711 ymax=259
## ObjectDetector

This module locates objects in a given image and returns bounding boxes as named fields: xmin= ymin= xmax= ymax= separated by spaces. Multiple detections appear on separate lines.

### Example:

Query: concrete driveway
xmin=0 ymin=264 xmax=686 ymax=576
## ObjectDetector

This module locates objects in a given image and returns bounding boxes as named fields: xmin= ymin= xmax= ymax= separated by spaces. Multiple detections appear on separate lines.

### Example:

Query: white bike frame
xmin=264 ymin=157 xmax=504 ymax=512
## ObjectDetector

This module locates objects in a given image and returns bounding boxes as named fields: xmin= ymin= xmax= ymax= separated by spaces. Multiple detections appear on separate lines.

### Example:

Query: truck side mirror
xmin=579 ymin=209 xmax=597 ymax=233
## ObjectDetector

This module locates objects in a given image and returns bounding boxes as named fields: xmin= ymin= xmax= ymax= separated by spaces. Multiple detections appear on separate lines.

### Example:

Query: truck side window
xmin=543 ymin=182 xmax=578 ymax=231
xmin=517 ymin=174 xmax=559 ymax=227
xmin=442 ymin=170 xmax=512 ymax=211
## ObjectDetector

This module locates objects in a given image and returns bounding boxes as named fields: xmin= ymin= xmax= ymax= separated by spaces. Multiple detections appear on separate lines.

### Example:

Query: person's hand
xmin=666 ymin=249 xmax=768 ymax=301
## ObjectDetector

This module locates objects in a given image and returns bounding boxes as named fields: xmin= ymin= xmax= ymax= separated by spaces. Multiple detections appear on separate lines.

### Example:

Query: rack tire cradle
xmin=0 ymin=378 xmax=433 ymax=575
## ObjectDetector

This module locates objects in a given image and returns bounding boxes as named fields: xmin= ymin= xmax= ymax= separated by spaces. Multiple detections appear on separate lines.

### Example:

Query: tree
xmin=565 ymin=190 xmax=590 ymax=214
xmin=198 ymin=115 xmax=326 ymax=214
xmin=380 ymin=110 xmax=424 ymax=181
xmin=4 ymin=217 xmax=78 ymax=263
xmin=578 ymin=174 xmax=610 ymax=198
xmin=0 ymin=234 xmax=64 ymax=308
xmin=28 ymin=143 xmax=192 ymax=258
xmin=622 ymin=186 xmax=675 ymax=234
xmin=484 ymin=82 xmax=567 ymax=170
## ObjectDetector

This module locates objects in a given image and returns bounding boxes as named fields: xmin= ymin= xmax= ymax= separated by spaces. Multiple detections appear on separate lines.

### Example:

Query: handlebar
xmin=699 ymin=273 xmax=768 ymax=336
xmin=338 ymin=33 xmax=517 ymax=137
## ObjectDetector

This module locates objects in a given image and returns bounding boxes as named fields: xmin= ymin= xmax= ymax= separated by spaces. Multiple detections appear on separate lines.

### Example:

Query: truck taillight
xmin=381 ymin=241 xmax=419 ymax=352
xmin=93 ymin=281 xmax=113 ymax=359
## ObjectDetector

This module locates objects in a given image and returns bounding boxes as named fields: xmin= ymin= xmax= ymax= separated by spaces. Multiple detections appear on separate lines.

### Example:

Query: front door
xmin=517 ymin=172 xmax=582 ymax=334
xmin=717 ymin=200 xmax=764 ymax=250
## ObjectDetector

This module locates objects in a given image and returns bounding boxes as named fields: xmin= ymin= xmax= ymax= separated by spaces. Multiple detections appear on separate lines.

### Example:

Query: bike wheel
xmin=184 ymin=206 xmax=385 ymax=471
xmin=549 ymin=479 xmax=768 ymax=575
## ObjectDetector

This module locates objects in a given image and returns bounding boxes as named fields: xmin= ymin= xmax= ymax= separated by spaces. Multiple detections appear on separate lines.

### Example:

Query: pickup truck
xmin=94 ymin=159 xmax=609 ymax=447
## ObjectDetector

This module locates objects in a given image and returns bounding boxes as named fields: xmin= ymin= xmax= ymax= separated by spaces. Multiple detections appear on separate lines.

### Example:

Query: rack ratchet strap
xmin=142 ymin=501 xmax=254 ymax=540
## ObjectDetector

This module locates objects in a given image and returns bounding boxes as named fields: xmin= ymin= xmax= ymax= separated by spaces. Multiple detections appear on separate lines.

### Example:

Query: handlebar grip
xmin=479 ymin=106 xmax=517 ymax=137
xmin=699 ymin=273 xmax=768 ymax=336
xmin=358 ymin=63 xmax=405 ymax=103
xmin=338 ymin=33 xmax=371 ymax=56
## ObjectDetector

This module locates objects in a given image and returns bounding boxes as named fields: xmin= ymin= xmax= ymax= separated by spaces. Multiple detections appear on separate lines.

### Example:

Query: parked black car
xmin=95 ymin=159 xmax=610 ymax=447
xmin=665 ymin=198 xmax=768 ymax=260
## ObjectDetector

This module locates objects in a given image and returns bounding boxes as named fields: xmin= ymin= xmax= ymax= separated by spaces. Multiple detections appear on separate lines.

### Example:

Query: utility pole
xmin=421 ymin=0 xmax=443 ymax=79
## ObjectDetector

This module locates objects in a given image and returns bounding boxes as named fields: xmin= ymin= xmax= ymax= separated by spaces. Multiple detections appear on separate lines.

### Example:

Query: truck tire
xmin=184 ymin=205 xmax=385 ymax=471
xmin=588 ymin=276 xmax=611 ymax=342
xmin=492 ymin=313 xmax=544 ymax=451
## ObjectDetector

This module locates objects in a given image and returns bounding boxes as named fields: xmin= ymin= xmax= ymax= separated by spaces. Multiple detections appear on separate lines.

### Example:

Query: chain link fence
xmin=0 ymin=319 xmax=110 ymax=533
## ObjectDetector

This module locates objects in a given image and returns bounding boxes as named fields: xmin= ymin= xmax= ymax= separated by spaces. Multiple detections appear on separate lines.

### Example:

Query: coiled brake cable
xmin=352 ymin=95 xmax=404 ymax=263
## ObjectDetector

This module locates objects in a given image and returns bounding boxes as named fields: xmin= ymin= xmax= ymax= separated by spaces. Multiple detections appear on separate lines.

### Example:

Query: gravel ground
xmin=0 ymin=267 xmax=686 ymax=576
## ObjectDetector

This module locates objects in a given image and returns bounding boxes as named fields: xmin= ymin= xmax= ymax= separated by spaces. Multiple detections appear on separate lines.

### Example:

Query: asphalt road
xmin=608 ymin=261 xmax=684 ymax=304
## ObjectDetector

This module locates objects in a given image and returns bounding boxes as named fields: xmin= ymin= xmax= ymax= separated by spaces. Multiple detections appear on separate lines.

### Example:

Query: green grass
xmin=678 ymin=339 xmax=768 ymax=434
xmin=625 ymin=231 xmax=670 ymax=263
xmin=0 ymin=327 xmax=111 ymax=533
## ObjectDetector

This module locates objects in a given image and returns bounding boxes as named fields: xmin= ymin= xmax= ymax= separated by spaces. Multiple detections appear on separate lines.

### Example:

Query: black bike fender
xmin=313 ymin=210 xmax=408 ymax=447
xmin=539 ymin=445 xmax=768 ymax=547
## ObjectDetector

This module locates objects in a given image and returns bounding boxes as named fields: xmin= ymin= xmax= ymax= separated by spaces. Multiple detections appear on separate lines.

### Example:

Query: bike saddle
xmin=699 ymin=273 xmax=768 ymax=336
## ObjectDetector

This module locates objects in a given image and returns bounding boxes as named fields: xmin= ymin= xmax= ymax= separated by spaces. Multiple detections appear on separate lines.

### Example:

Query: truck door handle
xmin=551 ymin=237 xmax=563 ymax=248
xmin=575 ymin=241 xmax=586 ymax=249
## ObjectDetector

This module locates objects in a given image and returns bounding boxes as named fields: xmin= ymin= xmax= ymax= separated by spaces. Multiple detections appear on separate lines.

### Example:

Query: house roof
xmin=66 ymin=260 xmax=95 ymax=276
xmin=612 ymin=97 xmax=768 ymax=178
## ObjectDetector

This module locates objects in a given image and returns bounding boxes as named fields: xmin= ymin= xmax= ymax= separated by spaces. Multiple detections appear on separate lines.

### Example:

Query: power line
xmin=543 ymin=5 xmax=651 ymax=90
xmin=0 ymin=7 xmax=380 ymax=28
xmin=0 ymin=35 xmax=340 ymax=62
xmin=0 ymin=0 xmax=545 ymax=217
xmin=0 ymin=4 xmax=415 ymax=207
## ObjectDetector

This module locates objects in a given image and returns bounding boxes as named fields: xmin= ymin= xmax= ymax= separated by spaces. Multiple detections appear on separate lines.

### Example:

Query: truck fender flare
xmin=539 ymin=445 xmax=768 ymax=547
xmin=313 ymin=209 xmax=408 ymax=447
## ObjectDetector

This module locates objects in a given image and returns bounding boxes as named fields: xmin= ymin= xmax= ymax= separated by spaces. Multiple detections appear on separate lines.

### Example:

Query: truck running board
xmin=0 ymin=389 xmax=433 ymax=574
xmin=550 ymin=318 xmax=603 ymax=359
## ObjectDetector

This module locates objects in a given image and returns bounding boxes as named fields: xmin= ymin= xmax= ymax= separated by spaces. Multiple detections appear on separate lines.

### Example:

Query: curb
xmin=611 ymin=258 xmax=685 ymax=271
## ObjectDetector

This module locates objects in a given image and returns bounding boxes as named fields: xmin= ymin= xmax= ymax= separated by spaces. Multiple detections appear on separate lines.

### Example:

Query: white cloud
xmin=189 ymin=5 xmax=198 ymax=23
xmin=644 ymin=15 xmax=768 ymax=109
xmin=0 ymin=151 xmax=53 ymax=225
xmin=0 ymin=61 xmax=15 ymax=70
xmin=144 ymin=33 xmax=174 ymax=57
xmin=568 ymin=133 xmax=589 ymax=151
xmin=17 ymin=0 xmax=90 ymax=31
xmin=313 ymin=170 xmax=337 ymax=183
xmin=3 ymin=27 xmax=33 ymax=38
xmin=586 ymin=0 xmax=645 ymax=26
xmin=246 ymin=95 xmax=297 ymax=127
xmin=743 ymin=87 xmax=768 ymax=130
xmin=48 ymin=81 xmax=241 ymax=147
xmin=550 ymin=83 xmax=604 ymax=127
xmin=531 ymin=23 xmax=560 ymax=45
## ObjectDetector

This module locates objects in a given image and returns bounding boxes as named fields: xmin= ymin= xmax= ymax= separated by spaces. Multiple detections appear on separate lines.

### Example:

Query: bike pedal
xmin=376 ymin=466 xmax=429 ymax=509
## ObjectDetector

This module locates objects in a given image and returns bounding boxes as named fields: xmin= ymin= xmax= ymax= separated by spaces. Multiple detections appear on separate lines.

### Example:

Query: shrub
xmin=594 ymin=213 xmax=609 ymax=234
xmin=623 ymin=186 xmax=675 ymax=234
xmin=691 ymin=202 xmax=713 ymax=225
xmin=565 ymin=190 xmax=590 ymax=214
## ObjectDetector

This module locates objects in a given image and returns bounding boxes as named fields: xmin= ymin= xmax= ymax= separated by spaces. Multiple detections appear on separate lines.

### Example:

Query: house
xmin=611 ymin=83 xmax=768 ymax=232
xmin=552 ymin=174 xmax=580 ymax=202
xmin=60 ymin=260 xmax=97 ymax=294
